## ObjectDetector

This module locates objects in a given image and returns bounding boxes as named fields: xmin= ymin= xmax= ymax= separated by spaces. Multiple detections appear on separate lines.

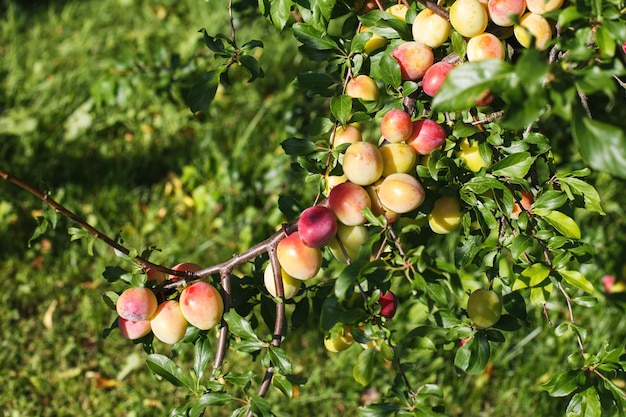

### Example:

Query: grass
xmin=1 ymin=0 xmax=626 ymax=416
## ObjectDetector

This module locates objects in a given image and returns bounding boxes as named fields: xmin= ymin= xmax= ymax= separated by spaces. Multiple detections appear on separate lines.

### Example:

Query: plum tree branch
xmin=0 ymin=168 xmax=189 ymax=279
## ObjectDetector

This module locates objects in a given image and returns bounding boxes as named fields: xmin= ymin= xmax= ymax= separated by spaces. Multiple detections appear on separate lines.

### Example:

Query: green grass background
xmin=1 ymin=1 xmax=626 ymax=416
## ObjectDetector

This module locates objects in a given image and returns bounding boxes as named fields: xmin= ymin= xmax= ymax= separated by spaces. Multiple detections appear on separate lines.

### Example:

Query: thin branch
xmin=0 ymin=168 xmax=189 ymax=279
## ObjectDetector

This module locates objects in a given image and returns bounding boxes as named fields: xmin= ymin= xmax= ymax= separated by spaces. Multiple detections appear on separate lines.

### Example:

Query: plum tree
xmin=2 ymin=0 xmax=625 ymax=415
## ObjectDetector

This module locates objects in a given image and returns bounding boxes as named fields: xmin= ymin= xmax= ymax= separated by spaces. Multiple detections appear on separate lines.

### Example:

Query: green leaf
xmin=267 ymin=345 xmax=292 ymax=374
xmin=265 ymin=0 xmax=294 ymax=30
xmin=353 ymin=347 xmax=377 ymax=386
xmin=558 ymin=269 xmax=594 ymax=293
xmin=532 ymin=190 xmax=568 ymax=211
xmin=535 ymin=209 xmax=582 ymax=240
xmin=330 ymin=95 xmax=352 ymax=125
xmin=566 ymin=387 xmax=602 ymax=417
xmin=146 ymin=354 xmax=193 ymax=388
xmin=542 ymin=370 xmax=583 ymax=397
xmin=292 ymin=23 xmax=340 ymax=52
xmin=521 ymin=263 xmax=551 ymax=287
xmin=190 ymin=393 xmax=235 ymax=417
xmin=188 ymin=70 xmax=220 ymax=113
xmin=238 ymin=54 xmax=264 ymax=82
xmin=379 ymin=53 xmax=402 ymax=89
xmin=358 ymin=403 xmax=402 ymax=417
xmin=335 ymin=260 xmax=366 ymax=301
xmin=281 ymin=137 xmax=318 ymax=156
xmin=572 ymin=112 xmax=626 ymax=179
xmin=489 ymin=152 xmax=536 ymax=178
xmin=433 ymin=60 xmax=513 ymax=111
xmin=558 ymin=176 xmax=605 ymax=215
xmin=193 ymin=337 xmax=212 ymax=380
xmin=223 ymin=311 xmax=262 ymax=342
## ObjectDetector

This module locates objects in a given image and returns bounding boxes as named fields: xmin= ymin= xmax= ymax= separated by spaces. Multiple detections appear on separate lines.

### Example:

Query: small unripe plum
xmin=406 ymin=119 xmax=447 ymax=155
xmin=380 ymin=109 xmax=413 ymax=143
xmin=428 ymin=196 xmax=462 ymax=234
xmin=343 ymin=141 xmax=384 ymax=186
xmin=514 ymin=12 xmax=552 ymax=50
xmin=487 ymin=0 xmax=526 ymax=26
xmin=412 ymin=8 xmax=451 ymax=48
xmin=324 ymin=173 xmax=348 ymax=196
xmin=264 ymin=263 xmax=301 ymax=299
xmin=378 ymin=291 xmax=398 ymax=318
xmin=327 ymin=181 xmax=372 ymax=226
xmin=422 ymin=61 xmax=454 ymax=97
xmin=324 ymin=325 xmax=354 ymax=352
xmin=386 ymin=4 xmax=408 ymax=20
xmin=146 ymin=267 xmax=166 ymax=282
xmin=457 ymin=138 xmax=490 ymax=172
xmin=179 ymin=281 xmax=224 ymax=330
xmin=392 ymin=41 xmax=434 ymax=81
xmin=169 ymin=262 xmax=202 ymax=281
xmin=467 ymin=289 xmax=503 ymax=329
xmin=150 ymin=300 xmax=188 ymax=344
xmin=466 ymin=33 xmax=506 ymax=61
xmin=298 ymin=205 xmax=338 ymax=248
xmin=377 ymin=173 xmax=426 ymax=214
xmin=359 ymin=26 xmax=388 ymax=54
xmin=118 ymin=317 xmax=152 ymax=340
xmin=332 ymin=124 xmax=362 ymax=148
xmin=328 ymin=224 xmax=369 ymax=263
xmin=116 ymin=287 xmax=158 ymax=322
xmin=380 ymin=142 xmax=417 ymax=177
xmin=346 ymin=75 xmax=379 ymax=101
xmin=525 ymin=0 xmax=563 ymax=14
xmin=450 ymin=0 xmax=489 ymax=38
xmin=276 ymin=232 xmax=323 ymax=280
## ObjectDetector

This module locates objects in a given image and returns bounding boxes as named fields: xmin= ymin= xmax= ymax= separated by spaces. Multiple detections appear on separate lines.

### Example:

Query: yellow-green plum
xmin=386 ymin=4 xmax=408 ymax=20
xmin=450 ymin=0 xmax=489 ymax=38
xmin=467 ymin=289 xmax=503 ymax=329
xmin=525 ymin=0 xmax=563 ymax=14
xmin=342 ymin=141 xmax=384 ymax=186
xmin=346 ymin=75 xmax=379 ymax=101
xmin=118 ymin=317 xmax=152 ymax=340
xmin=466 ymin=33 xmax=505 ymax=61
xmin=422 ymin=61 xmax=454 ymax=97
xmin=487 ymin=0 xmax=526 ymax=26
xmin=380 ymin=109 xmax=413 ymax=143
xmin=276 ymin=232 xmax=322 ymax=280
xmin=392 ymin=41 xmax=434 ymax=81
xmin=332 ymin=124 xmax=362 ymax=148
xmin=412 ymin=8 xmax=451 ymax=48
xmin=514 ymin=12 xmax=552 ymax=50
xmin=406 ymin=119 xmax=447 ymax=155
xmin=380 ymin=143 xmax=417 ymax=177
xmin=327 ymin=181 xmax=372 ymax=226
xmin=456 ymin=138 xmax=490 ymax=172
xmin=359 ymin=26 xmax=388 ymax=54
xmin=264 ymin=263 xmax=301 ymax=299
xmin=116 ymin=287 xmax=158 ymax=322
xmin=329 ymin=223 xmax=369 ymax=262
xmin=324 ymin=325 xmax=354 ymax=352
xmin=298 ymin=205 xmax=338 ymax=248
xmin=377 ymin=173 xmax=426 ymax=214
xmin=150 ymin=300 xmax=188 ymax=344
xmin=428 ymin=196 xmax=462 ymax=234
xmin=324 ymin=173 xmax=348 ymax=196
xmin=179 ymin=281 xmax=224 ymax=330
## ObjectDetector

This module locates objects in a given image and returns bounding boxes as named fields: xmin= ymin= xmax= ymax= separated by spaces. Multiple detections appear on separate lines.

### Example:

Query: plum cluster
xmin=116 ymin=262 xmax=224 ymax=344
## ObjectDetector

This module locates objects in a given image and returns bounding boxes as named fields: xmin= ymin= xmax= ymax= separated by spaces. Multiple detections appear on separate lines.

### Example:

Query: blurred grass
xmin=1 ymin=0 xmax=626 ymax=416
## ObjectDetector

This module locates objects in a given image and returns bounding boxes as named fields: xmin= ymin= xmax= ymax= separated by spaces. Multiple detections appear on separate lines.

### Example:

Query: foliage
xmin=2 ymin=0 xmax=626 ymax=416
